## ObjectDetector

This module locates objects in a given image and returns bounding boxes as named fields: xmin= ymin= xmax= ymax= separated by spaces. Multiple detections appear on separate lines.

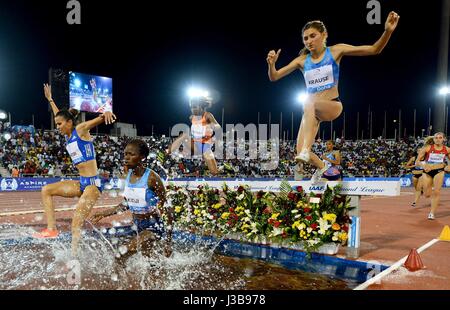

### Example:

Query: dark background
xmin=0 ymin=0 xmax=446 ymax=139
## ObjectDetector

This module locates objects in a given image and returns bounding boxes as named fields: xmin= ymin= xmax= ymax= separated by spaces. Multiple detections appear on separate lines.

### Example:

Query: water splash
xmin=0 ymin=224 xmax=350 ymax=290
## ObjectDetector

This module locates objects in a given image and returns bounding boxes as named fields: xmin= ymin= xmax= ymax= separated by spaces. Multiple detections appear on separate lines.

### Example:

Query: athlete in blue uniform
xmin=33 ymin=83 xmax=116 ymax=257
xmin=267 ymin=12 xmax=399 ymax=182
xmin=89 ymin=139 xmax=173 ymax=259
xmin=321 ymin=140 xmax=342 ymax=181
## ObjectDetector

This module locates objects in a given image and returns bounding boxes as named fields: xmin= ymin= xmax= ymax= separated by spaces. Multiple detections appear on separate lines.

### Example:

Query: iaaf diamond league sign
xmin=169 ymin=180 xmax=401 ymax=197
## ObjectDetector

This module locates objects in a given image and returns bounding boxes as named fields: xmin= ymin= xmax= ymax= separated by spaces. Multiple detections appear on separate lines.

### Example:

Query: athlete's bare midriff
xmin=76 ymin=159 xmax=98 ymax=177
xmin=309 ymin=85 xmax=340 ymax=102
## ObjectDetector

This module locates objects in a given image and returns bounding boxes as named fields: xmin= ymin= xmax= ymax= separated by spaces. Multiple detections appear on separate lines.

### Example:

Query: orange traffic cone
xmin=403 ymin=248 xmax=425 ymax=272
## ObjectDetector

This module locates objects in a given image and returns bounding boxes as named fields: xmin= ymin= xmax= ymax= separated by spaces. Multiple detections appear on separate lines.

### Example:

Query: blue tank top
xmin=123 ymin=168 xmax=159 ymax=214
xmin=65 ymin=129 xmax=96 ymax=165
xmin=323 ymin=151 xmax=342 ymax=177
xmin=303 ymin=47 xmax=340 ymax=94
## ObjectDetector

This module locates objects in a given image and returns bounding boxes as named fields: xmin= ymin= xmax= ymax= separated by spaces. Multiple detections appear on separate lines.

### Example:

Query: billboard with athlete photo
xmin=69 ymin=71 xmax=113 ymax=113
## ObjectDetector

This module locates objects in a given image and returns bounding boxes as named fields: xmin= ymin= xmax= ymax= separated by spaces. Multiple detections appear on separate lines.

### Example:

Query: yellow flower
xmin=194 ymin=209 xmax=201 ymax=216
xmin=241 ymin=223 xmax=250 ymax=230
xmin=339 ymin=232 xmax=348 ymax=242
xmin=323 ymin=213 xmax=337 ymax=223
xmin=213 ymin=203 xmax=222 ymax=209
xmin=196 ymin=218 xmax=203 ymax=224
xmin=292 ymin=221 xmax=301 ymax=230
xmin=332 ymin=223 xmax=341 ymax=231
xmin=174 ymin=206 xmax=182 ymax=213
xmin=221 ymin=212 xmax=230 ymax=220
xmin=271 ymin=213 xmax=280 ymax=220
xmin=235 ymin=207 xmax=244 ymax=213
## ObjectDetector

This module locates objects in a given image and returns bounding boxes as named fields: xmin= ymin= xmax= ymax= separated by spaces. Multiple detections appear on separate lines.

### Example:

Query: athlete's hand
xmin=266 ymin=49 xmax=281 ymax=66
xmin=43 ymin=83 xmax=53 ymax=102
xmin=102 ymin=111 xmax=117 ymax=125
xmin=423 ymin=164 xmax=431 ymax=173
xmin=445 ymin=165 xmax=450 ymax=173
xmin=385 ymin=11 xmax=400 ymax=33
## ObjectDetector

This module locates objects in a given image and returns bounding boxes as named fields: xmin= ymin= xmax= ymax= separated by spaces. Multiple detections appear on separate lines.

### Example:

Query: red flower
xmin=237 ymin=186 xmax=244 ymax=193
xmin=305 ymin=215 xmax=313 ymax=221
xmin=214 ymin=189 xmax=220 ymax=195
xmin=227 ymin=221 xmax=232 ymax=226
xmin=303 ymin=208 xmax=311 ymax=213
xmin=274 ymin=221 xmax=281 ymax=228
xmin=229 ymin=207 xmax=234 ymax=212
xmin=296 ymin=186 xmax=303 ymax=192
xmin=342 ymin=225 xmax=349 ymax=233
xmin=256 ymin=191 xmax=264 ymax=199
xmin=268 ymin=218 xmax=274 ymax=225
xmin=310 ymin=223 xmax=318 ymax=230
xmin=263 ymin=206 xmax=272 ymax=214
xmin=282 ymin=231 xmax=288 ymax=238
xmin=287 ymin=192 xmax=296 ymax=201
xmin=316 ymin=193 xmax=322 ymax=198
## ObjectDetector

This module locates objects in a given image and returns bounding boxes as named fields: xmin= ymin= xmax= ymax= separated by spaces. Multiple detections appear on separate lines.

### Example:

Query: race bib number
xmin=191 ymin=124 xmax=206 ymax=139
xmin=304 ymin=64 xmax=334 ymax=90
xmin=428 ymin=153 xmax=445 ymax=164
xmin=123 ymin=187 xmax=147 ymax=208
xmin=66 ymin=141 xmax=83 ymax=162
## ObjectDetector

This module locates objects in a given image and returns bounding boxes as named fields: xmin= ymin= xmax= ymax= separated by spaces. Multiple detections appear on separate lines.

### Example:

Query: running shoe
xmin=311 ymin=165 xmax=328 ymax=184
xmin=32 ymin=228 xmax=59 ymax=239
xmin=295 ymin=149 xmax=310 ymax=163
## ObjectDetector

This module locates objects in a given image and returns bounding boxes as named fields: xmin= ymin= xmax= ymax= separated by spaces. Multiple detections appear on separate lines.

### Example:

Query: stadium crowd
xmin=0 ymin=128 xmax=425 ymax=179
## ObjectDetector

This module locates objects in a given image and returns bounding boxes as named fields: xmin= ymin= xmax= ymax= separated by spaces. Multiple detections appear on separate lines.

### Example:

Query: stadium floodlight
xmin=3 ymin=133 xmax=11 ymax=141
xmin=296 ymin=92 xmax=308 ymax=104
xmin=74 ymin=79 xmax=82 ymax=88
xmin=187 ymin=87 xmax=209 ymax=99
xmin=0 ymin=110 xmax=7 ymax=120
xmin=439 ymin=86 xmax=450 ymax=96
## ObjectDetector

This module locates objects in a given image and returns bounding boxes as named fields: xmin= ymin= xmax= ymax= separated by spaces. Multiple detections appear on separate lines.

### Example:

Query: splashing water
xmin=0 ymin=224 xmax=351 ymax=290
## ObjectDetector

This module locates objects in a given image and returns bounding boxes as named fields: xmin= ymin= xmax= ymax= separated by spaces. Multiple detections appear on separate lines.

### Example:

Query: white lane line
xmin=354 ymin=238 xmax=440 ymax=290
xmin=0 ymin=204 xmax=116 ymax=217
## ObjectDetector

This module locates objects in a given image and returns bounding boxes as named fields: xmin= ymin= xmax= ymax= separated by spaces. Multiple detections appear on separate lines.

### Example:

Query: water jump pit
xmin=0 ymin=223 xmax=387 ymax=290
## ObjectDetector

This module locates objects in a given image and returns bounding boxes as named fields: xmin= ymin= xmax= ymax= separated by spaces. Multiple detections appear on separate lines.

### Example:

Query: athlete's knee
xmin=432 ymin=189 xmax=441 ymax=197
xmin=303 ymin=101 xmax=315 ymax=114
xmin=41 ymin=184 xmax=54 ymax=196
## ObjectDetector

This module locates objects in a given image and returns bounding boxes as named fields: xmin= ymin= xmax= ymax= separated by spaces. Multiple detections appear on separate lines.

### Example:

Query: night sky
xmin=0 ymin=0 xmax=446 ymax=139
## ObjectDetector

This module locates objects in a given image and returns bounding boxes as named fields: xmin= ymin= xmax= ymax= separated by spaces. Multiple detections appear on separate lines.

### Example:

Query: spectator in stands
xmin=11 ymin=166 xmax=19 ymax=178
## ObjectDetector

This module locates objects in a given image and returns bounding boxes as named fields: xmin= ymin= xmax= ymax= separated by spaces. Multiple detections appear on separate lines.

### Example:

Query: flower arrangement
xmin=165 ymin=181 xmax=353 ymax=253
